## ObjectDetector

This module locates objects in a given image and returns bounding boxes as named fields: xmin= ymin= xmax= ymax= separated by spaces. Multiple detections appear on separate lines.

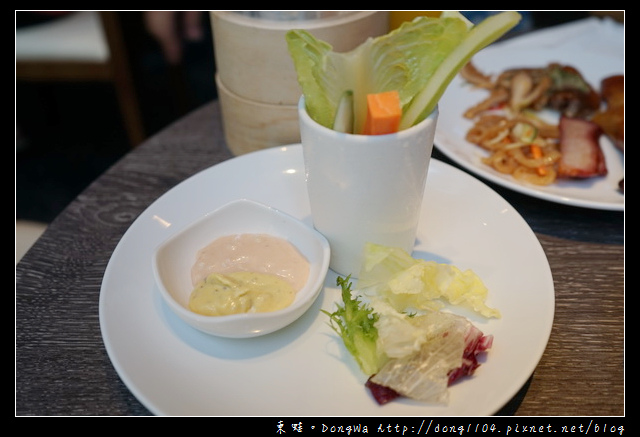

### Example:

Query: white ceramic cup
xmin=298 ymin=97 xmax=439 ymax=277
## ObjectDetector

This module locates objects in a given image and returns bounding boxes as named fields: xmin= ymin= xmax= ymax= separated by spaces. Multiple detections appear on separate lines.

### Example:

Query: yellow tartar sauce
xmin=189 ymin=271 xmax=296 ymax=316
xmin=189 ymin=233 xmax=310 ymax=316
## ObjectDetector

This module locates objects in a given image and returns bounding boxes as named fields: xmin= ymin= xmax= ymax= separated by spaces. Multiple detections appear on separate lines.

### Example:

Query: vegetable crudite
xmin=287 ymin=11 xmax=521 ymax=135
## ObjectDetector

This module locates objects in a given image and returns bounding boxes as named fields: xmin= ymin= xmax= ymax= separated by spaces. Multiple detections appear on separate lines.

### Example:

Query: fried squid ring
xmin=512 ymin=166 xmax=557 ymax=185
xmin=466 ymin=115 xmax=514 ymax=150
xmin=482 ymin=149 xmax=518 ymax=174
xmin=510 ymin=146 xmax=561 ymax=169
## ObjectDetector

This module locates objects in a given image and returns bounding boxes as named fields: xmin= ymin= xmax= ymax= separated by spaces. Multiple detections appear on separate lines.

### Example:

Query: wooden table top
xmin=16 ymin=100 xmax=624 ymax=417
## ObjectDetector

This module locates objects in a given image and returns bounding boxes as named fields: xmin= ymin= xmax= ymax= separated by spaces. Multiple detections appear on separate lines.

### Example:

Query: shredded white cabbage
xmin=371 ymin=310 xmax=470 ymax=403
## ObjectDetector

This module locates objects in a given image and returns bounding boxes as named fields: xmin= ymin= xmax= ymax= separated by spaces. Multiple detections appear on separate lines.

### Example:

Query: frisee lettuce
xmin=322 ymin=276 xmax=384 ymax=376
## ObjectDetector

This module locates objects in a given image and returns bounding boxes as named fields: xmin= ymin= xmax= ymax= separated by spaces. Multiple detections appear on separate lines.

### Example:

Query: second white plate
xmin=435 ymin=36 xmax=624 ymax=211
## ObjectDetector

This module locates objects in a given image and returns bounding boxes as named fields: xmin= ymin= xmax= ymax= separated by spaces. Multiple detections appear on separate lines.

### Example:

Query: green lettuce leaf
xmin=358 ymin=243 xmax=501 ymax=319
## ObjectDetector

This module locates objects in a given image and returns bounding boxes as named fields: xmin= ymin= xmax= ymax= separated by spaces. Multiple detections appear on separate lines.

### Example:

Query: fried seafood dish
xmin=461 ymin=62 xmax=622 ymax=186
xmin=592 ymin=75 xmax=624 ymax=152
xmin=462 ymin=62 xmax=601 ymax=119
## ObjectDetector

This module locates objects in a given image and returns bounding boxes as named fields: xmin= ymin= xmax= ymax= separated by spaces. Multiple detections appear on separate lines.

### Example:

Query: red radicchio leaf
xmin=365 ymin=376 xmax=401 ymax=405
xmin=366 ymin=325 xmax=493 ymax=405
xmin=448 ymin=326 xmax=493 ymax=385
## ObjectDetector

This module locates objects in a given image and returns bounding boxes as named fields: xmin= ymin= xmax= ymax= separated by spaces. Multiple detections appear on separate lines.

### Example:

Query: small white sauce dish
xmin=152 ymin=199 xmax=330 ymax=338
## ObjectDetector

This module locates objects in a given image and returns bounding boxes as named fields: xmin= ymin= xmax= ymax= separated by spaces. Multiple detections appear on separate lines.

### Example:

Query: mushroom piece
xmin=509 ymin=72 xmax=551 ymax=113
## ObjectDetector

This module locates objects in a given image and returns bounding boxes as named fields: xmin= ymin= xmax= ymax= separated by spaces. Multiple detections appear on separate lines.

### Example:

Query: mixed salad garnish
xmin=323 ymin=244 xmax=498 ymax=405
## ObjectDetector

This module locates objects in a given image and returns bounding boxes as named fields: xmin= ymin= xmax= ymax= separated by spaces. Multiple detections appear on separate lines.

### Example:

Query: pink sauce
xmin=191 ymin=233 xmax=310 ymax=291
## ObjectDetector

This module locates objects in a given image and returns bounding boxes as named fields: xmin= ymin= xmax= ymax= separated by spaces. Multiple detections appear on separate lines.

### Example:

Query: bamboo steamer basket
xmin=216 ymin=74 xmax=301 ymax=156
xmin=211 ymin=11 xmax=389 ymax=155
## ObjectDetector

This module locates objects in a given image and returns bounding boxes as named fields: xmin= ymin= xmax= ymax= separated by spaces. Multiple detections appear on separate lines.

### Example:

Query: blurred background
xmin=17 ymin=11 xmax=618 ymax=259
xmin=16 ymin=11 xmax=217 ymax=225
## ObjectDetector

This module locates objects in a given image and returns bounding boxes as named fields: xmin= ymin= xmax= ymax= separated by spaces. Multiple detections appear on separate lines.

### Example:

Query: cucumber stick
xmin=400 ymin=11 xmax=522 ymax=130
xmin=333 ymin=90 xmax=355 ymax=133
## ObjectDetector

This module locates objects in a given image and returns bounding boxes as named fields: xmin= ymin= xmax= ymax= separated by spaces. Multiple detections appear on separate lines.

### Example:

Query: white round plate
xmin=100 ymin=145 xmax=554 ymax=416
xmin=435 ymin=45 xmax=624 ymax=211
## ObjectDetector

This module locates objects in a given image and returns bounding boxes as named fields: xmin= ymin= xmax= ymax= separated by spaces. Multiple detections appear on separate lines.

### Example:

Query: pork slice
xmin=557 ymin=116 xmax=607 ymax=178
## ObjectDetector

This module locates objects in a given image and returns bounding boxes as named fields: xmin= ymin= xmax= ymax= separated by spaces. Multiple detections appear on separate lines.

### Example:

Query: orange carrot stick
xmin=530 ymin=144 xmax=547 ymax=176
xmin=363 ymin=91 xmax=402 ymax=135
